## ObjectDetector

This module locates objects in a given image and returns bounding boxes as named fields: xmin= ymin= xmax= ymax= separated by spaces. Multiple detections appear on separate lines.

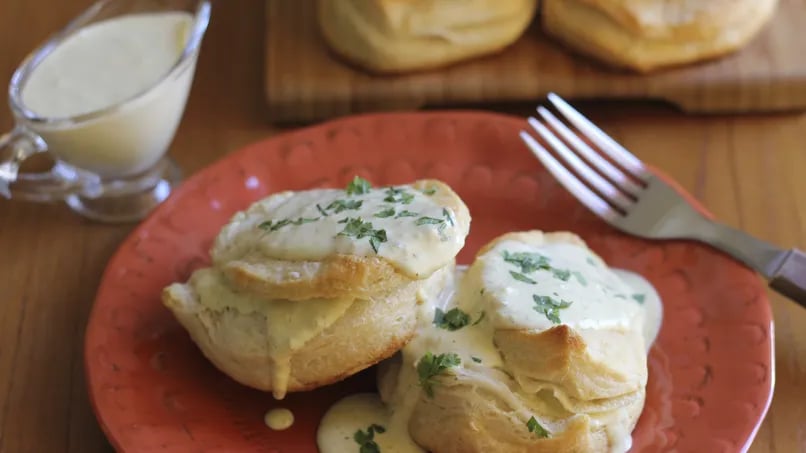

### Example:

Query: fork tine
xmin=519 ymin=130 xmax=620 ymax=222
xmin=536 ymin=106 xmax=643 ymax=197
xmin=527 ymin=117 xmax=633 ymax=211
xmin=547 ymin=93 xmax=650 ymax=181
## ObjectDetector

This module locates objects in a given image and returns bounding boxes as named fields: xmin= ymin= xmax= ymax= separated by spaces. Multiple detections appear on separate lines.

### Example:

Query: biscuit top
xmin=212 ymin=178 xmax=470 ymax=279
xmin=469 ymin=238 xmax=656 ymax=335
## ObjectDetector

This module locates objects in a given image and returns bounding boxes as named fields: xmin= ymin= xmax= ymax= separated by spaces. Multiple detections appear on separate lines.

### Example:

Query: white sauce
xmin=212 ymin=185 xmax=468 ymax=279
xmin=21 ymin=12 xmax=198 ymax=177
xmin=475 ymin=240 xmax=646 ymax=334
xmin=317 ymin=393 xmax=424 ymax=453
xmin=264 ymin=408 xmax=294 ymax=430
xmin=318 ymin=239 xmax=664 ymax=453
xmin=189 ymin=268 xmax=354 ymax=400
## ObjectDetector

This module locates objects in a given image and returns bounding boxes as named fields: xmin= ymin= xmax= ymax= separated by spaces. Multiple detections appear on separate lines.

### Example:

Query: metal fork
xmin=519 ymin=93 xmax=806 ymax=308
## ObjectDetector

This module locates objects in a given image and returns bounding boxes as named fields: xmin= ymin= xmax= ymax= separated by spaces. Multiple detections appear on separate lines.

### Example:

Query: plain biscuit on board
xmin=542 ymin=0 xmax=779 ymax=72
xmin=316 ymin=0 xmax=538 ymax=73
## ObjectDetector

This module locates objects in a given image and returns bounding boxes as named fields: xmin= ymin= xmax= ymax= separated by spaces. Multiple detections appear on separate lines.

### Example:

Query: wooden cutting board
xmin=264 ymin=0 xmax=806 ymax=123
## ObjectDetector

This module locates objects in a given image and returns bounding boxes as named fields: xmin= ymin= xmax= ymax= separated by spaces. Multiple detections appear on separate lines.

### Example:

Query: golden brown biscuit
xmin=376 ymin=230 xmax=658 ymax=452
xmin=317 ymin=0 xmax=538 ymax=73
xmin=163 ymin=265 xmax=453 ymax=399
xmin=542 ymin=0 xmax=778 ymax=72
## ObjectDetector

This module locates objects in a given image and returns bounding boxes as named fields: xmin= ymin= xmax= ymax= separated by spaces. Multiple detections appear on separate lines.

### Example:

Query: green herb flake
xmin=270 ymin=218 xmax=293 ymax=231
xmin=526 ymin=416 xmax=550 ymax=438
xmin=442 ymin=208 xmax=454 ymax=226
xmin=292 ymin=217 xmax=319 ymax=225
xmin=586 ymin=257 xmax=596 ymax=266
xmin=374 ymin=207 xmax=395 ymax=218
xmin=614 ymin=294 xmax=627 ymax=300
xmin=503 ymin=251 xmax=551 ymax=274
xmin=417 ymin=352 xmax=461 ymax=397
xmin=552 ymin=268 xmax=571 ymax=281
xmin=258 ymin=220 xmax=273 ymax=231
xmin=510 ymin=271 xmax=537 ymax=284
xmin=383 ymin=187 xmax=414 ymax=204
xmin=346 ymin=176 xmax=372 ymax=195
xmin=533 ymin=295 xmax=573 ymax=324
xmin=471 ymin=356 xmax=482 ymax=363
xmin=337 ymin=217 xmax=387 ymax=253
xmin=327 ymin=199 xmax=363 ymax=213
xmin=472 ymin=311 xmax=486 ymax=325
xmin=316 ymin=204 xmax=329 ymax=217
xmin=353 ymin=423 xmax=385 ymax=453
xmin=395 ymin=210 xmax=419 ymax=218
xmin=632 ymin=293 xmax=646 ymax=304
xmin=572 ymin=271 xmax=587 ymax=286
xmin=422 ymin=186 xmax=437 ymax=196
xmin=416 ymin=216 xmax=444 ymax=226
xmin=433 ymin=307 xmax=471 ymax=331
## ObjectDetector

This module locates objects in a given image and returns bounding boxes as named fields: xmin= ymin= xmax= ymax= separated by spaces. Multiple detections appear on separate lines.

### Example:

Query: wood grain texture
xmin=265 ymin=0 xmax=806 ymax=123
xmin=0 ymin=1 xmax=804 ymax=452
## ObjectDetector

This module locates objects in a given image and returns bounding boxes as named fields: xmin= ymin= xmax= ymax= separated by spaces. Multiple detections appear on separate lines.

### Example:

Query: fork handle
xmin=769 ymin=249 xmax=806 ymax=307
xmin=694 ymin=221 xmax=806 ymax=308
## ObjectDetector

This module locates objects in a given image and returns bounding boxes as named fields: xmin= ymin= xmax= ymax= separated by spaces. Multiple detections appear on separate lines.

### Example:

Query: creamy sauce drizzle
xmin=317 ymin=393 xmax=424 ymax=453
xmin=473 ymin=240 xmax=647 ymax=333
xmin=189 ymin=268 xmax=354 ymax=399
xmin=264 ymin=408 xmax=294 ymax=430
xmin=318 ymin=240 xmax=663 ymax=453
xmin=22 ymin=12 xmax=191 ymax=117
xmin=211 ymin=185 xmax=468 ymax=278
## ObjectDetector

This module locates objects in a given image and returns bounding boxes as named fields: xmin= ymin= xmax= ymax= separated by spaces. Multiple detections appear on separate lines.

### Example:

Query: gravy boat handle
xmin=0 ymin=126 xmax=99 ymax=202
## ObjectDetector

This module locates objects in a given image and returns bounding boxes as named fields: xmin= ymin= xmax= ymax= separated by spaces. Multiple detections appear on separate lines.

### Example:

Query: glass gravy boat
xmin=0 ymin=0 xmax=211 ymax=222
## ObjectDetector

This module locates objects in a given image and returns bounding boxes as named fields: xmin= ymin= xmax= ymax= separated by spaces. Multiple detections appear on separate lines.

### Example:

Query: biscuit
xmin=211 ymin=179 xmax=470 ymax=301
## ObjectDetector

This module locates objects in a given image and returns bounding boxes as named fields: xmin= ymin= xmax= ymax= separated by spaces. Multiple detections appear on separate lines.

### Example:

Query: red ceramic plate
xmin=85 ymin=112 xmax=774 ymax=453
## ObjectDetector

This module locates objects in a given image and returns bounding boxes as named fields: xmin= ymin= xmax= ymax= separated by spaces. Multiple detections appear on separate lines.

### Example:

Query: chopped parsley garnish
xmin=383 ymin=187 xmax=414 ymax=204
xmin=269 ymin=219 xmax=292 ymax=231
xmin=471 ymin=356 xmax=482 ymax=363
xmin=260 ymin=216 xmax=321 ymax=231
xmin=526 ymin=416 xmax=550 ymax=438
xmin=417 ymin=352 xmax=460 ymax=397
xmin=374 ymin=207 xmax=395 ymax=218
xmin=442 ymin=208 xmax=454 ymax=226
xmin=327 ymin=199 xmax=363 ymax=213
xmin=533 ymin=295 xmax=572 ymax=324
xmin=416 ymin=216 xmax=443 ymax=226
xmin=552 ymin=268 xmax=571 ymax=281
xmin=472 ymin=311 xmax=486 ymax=325
xmin=632 ymin=293 xmax=646 ymax=304
xmin=572 ymin=271 xmax=587 ymax=286
xmin=614 ymin=294 xmax=627 ymax=300
xmin=316 ymin=204 xmax=329 ymax=217
xmin=346 ymin=176 xmax=372 ymax=195
xmin=433 ymin=307 xmax=470 ymax=331
xmin=415 ymin=209 xmax=454 ymax=237
xmin=395 ymin=210 xmax=418 ymax=218
xmin=503 ymin=251 xmax=551 ymax=274
xmin=586 ymin=257 xmax=596 ymax=266
xmin=337 ymin=217 xmax=387 ymax=253
xmin=422 ymin=186 xmax=437 ymax=195
xmin=354 ymin=423 xmax=385 ymax=453
xmin=510 ymin=271 xmax=537 ymax=284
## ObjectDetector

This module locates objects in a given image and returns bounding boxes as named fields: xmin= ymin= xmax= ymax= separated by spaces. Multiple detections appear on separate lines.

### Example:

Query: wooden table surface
xmin=0 ymin=1 xmax=804 ymax=452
